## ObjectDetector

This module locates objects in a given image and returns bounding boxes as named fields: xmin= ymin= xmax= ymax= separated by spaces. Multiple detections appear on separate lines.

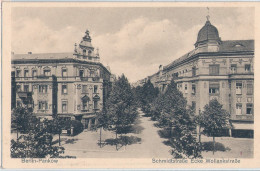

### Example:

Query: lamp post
xmin=198 ymin=108 xmax=201 ymax=145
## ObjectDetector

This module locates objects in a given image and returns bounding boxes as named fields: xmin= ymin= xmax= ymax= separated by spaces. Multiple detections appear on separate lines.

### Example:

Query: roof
xmin=196 ymin=20 xmax=221 ymax=45
xmin=219 ymin=40 xmax=254 ymax=52
xmin=164 ymin=40 xmax=254 ymax=71
xmin=12 ymin=52 xmax=74 ymax=60
xmin=12 ymin=52 xmax=111 ymax=74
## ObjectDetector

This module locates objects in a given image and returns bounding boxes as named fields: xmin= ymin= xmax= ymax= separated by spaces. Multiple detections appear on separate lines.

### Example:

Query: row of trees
xmin=134 ymin=79 xmax=231 ymax=158
xmin=96 ymin=74 xmax=138 ymax=149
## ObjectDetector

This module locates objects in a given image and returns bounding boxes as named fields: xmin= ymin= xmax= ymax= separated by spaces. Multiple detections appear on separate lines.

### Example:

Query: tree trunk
xmin=16 ymin=124 xmax=19 ymax=142
xmin=169 ymin=126 xmax=172 ymax=138
xmin=199 ymin=126 xmax=201 ymax=144
xmin=59 ymin=133 xmax=61 ymax=146
xmin=116 ymin=131 xmax=118 ymax=151
xmin=213 ymin=136 xmax=215 ymax=155
xmin=99 ymin=127 xmax=102 ymax=148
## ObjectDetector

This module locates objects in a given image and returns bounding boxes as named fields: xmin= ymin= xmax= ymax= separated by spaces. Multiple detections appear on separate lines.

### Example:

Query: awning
xmin=232 ymin=123 xmax=254 ymax=130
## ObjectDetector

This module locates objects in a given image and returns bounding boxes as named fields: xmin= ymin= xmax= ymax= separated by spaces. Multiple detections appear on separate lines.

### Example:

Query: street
xmin=58 ymin=109 xmax=172 ymax=158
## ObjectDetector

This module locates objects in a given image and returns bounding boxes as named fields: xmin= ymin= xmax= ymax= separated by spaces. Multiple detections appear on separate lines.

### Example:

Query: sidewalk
xmin=201 ymin=135 xmax=253 ymax=158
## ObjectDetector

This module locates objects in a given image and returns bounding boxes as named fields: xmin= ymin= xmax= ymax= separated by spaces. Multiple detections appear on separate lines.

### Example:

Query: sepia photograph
xmin=1 ymin=2 xmax=260 ymax=169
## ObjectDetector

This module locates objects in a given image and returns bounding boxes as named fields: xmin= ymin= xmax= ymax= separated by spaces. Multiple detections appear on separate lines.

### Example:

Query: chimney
xmin=28 ymin=52 xmax=32 ymax=54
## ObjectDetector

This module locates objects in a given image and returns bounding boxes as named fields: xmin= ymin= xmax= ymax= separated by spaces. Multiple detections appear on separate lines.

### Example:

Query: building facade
xmin=11 ymin=30 xmax=112 ymax=130
xmin=139 ymin=18 xmax=254 ymax=137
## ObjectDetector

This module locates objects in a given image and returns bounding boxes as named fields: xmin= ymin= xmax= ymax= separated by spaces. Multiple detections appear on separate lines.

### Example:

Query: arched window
xmin=79 ymin=69 xmax=84 ymax=77
xmin=88 ymin=50 xmax=92 ymax=56
xmin=82 ymin=95 xmax=90 ymax=110
xmin=83 ymin=49 xmax=86 ymax=56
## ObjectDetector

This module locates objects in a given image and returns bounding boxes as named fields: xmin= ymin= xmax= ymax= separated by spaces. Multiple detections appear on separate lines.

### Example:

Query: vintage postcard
xmin=1 ymin=2 xmax=260 ymax=169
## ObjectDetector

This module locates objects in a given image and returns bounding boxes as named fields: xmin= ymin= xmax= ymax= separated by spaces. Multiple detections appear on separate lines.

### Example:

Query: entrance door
xmin=84 ymin=119 xmax=89 ymax=129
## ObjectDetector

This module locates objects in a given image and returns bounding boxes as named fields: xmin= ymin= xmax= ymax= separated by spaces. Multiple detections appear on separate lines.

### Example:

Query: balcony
xmin=232 ymin=115 xmax=254 ymax=121
xmin=93 ymin=108 xmax=100 ymax=112
xmin=37 ymin=109 xmax=50 ymax=113
xmin=37 ymin=75 xmax=52 ymax=79
xmin=77 ymin=76 xmax=101 ymax=82
xmin=228 ymin=71 xmax=254 ymax=79
xmin=92 ymin=77 xmax=100 ymax=82
xmin=17 ymin=91 xmax=32 ymax=98
xmin=81 ymin=109 xmax=90 ymax=113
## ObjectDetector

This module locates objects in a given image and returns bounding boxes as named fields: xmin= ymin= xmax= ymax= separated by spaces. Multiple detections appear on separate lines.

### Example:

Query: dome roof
xmin=195 ymin=20 xmax=221 ymax=46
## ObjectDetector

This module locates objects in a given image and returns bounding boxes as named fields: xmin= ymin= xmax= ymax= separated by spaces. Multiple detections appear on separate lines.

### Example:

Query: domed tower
xmin=195 ymin=16 xmax=221 ymax=53
xmin=74 ymin=29 xmax=100 ymax=62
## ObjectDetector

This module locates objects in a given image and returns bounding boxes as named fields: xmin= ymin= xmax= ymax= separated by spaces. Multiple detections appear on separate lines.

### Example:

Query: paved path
xmin=60 ymin=109 xmax=172 ymax=158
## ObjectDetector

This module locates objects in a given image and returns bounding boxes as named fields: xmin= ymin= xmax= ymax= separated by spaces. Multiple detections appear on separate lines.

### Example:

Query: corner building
xmin=11 ymin=30 xmax=112 ymax=130
xmin=147 ymin=18 xmax=254 ymax=137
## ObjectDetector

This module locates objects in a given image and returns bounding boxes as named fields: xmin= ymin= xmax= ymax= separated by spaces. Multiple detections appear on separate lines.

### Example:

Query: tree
xmin=105 ymin=74 xmax=138 ymax=149
xmin=156 ymin=80 xmax=201 ymax=158
xmin=200 ymin=99 xmax=231 ymax=154
xmin=132 ymin=85 xmax=143 ymax=107
xmin=133 ymin=80 xmax=159 ymax=113
xmin=11 ymin=118 xmax=65 ymax=158
xmin=11 ymin=106 xmax=34 ymax=140
xmin=141 ymin=80 xmax=159 ymax=109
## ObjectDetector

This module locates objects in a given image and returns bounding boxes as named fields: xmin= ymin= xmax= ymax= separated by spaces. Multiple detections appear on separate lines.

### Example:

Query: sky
xmin=11 ymin=7 xmax=254 ymax=83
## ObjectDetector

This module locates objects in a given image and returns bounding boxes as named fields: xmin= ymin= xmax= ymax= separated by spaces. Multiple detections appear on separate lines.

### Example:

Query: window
xmin=24 ymin=70 xmax=29 ymax=77
xmin=79 ymin=70 xmax=84 ymax=77
xmin=39 ymin=85 xmax=48 ymax=93
xmin=82 ymin=85 xmax=88 ymax=93
xmin=16 ymin=85 xmax=21 ymax=92
xmin=62 ymin=101 xmax=68 ymax=113
xmin=192 ymin=67 xmax=196 ymax=77
xmin=184 ymin=84 xmax=188 ymax=94
xmin=94 ymin=101 xmax=98 ymax=109
xmin=209 ymin=82 xmax=219 ymax=94
xmin=209 ymin=64 xmax=219 ymax=75
xmin=82 ymin=101 xmax=88 ymax=110
xmin=88 ymin=50 xmax=92 ymax=56
xmin=91 ymin=118 xmax=95 ymax=125
xmin=236 ymin=82 xmax=242 ymax=95
xmin=246 ymin=104 xmax=253 ymax=115
xmin=94 ymin=85 xmax=98 ymax=93
xmin=247 ymin=83 xmax=253 ymax=95
xmin=236 ymin=104 xmax=242 ymax=115
xmin=83 ymin=49 xmax=86 ymax=56
xmin=90 ymin=70 xmax=95 ymax=77
xmin=62 ymin=69 xmax=67 ymax=77
xmin=17 ymin=100 xmax=22 ymax=107
xmin=192 ymin=101 xmax=196 ymax=111
xmin=230 ymin=64 xmax=237 ymax=74
xmin=38 ymin=101 xmax=48 ymax=110
xmin=62 ymin=85 xmax=67 ymax=94
xmin=44 ymin=70 xmax=51 ymax=76
xmin=16 ymin=70 xmax=21 ymax=77
xmin=192 ymin=84 xmax=196 ymax=95
xmin=32 ymin=70 xmax=37 ymax=78
xmin=24 ymin=85 xmax=29 ymax=92
xmin=245 ymin=64 xmax=251 ymax=72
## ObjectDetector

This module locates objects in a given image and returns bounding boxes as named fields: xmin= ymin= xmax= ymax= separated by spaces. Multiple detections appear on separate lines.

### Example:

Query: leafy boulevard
xmin=11 ymin=75 xmax=236 ymax=159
